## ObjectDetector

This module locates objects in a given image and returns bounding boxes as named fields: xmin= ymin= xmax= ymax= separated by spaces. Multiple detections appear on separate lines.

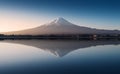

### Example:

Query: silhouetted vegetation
xmin=0 ymin=34 xmax=120 ymax=40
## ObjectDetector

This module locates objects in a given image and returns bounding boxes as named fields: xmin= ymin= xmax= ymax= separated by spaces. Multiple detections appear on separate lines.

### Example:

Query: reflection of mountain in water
xmin=3 ymin=40 xmax=120 ymax=57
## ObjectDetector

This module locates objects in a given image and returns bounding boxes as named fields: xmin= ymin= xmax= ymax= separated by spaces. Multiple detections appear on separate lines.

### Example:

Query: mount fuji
xmin=2 ymin=17 xmax=120 ymax=35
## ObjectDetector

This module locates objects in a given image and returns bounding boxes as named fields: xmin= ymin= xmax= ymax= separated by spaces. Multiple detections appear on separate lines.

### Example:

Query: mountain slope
xmin=2 ymin=17 xmax=120 ymax=35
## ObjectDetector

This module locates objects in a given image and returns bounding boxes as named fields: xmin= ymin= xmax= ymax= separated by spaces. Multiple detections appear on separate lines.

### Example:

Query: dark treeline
xmin=0 ymin=34 xmax=120 ymax=40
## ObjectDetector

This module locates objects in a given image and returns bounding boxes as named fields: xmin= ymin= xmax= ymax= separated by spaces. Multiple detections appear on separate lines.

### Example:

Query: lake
xmin=0 ymin=40 xmax=120 ymax=74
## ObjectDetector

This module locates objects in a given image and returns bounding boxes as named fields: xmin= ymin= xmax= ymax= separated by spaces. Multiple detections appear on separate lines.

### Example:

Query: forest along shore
xmin=0 ymin=34 xmax=120 ymax=40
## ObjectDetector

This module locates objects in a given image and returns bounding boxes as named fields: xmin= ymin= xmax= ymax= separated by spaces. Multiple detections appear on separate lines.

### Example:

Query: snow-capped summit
xmin=51 ymin=17 xmax=72 ymax=24
xmin=2 ymin=17 xmax=120 ymax=35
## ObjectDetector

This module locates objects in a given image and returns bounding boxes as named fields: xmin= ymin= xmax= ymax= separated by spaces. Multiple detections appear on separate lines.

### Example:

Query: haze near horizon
xmin=0 ymin=0 xmax=120 ymax=32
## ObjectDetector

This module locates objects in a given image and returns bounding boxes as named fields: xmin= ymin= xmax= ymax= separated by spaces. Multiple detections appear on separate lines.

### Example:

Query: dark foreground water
xmin=0 ymin=40 xmax=120 ymax=74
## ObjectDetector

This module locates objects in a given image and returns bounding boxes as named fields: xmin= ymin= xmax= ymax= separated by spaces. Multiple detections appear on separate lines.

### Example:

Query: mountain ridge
xmin=1 ymin=17 xmax=120 ymax=35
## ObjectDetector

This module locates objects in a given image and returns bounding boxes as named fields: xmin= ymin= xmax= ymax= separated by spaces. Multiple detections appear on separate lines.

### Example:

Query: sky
xmin=0 ymin=0 xmax=120 ymax=32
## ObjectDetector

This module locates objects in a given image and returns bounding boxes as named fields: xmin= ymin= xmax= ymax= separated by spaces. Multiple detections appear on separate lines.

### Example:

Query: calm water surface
xmin=0 ymin=40 xmax=120 ymax=74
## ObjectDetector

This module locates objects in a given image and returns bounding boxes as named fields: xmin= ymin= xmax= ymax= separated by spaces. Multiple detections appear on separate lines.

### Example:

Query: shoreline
xmin=0 ymin=34 xmax=120 ymax=40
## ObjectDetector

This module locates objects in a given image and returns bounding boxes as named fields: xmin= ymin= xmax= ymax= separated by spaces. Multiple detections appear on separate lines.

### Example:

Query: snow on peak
xmin=55 ymin=17 xmax=67 ymax=23
xmin=50 ymin=17 xmax=72 ymax=25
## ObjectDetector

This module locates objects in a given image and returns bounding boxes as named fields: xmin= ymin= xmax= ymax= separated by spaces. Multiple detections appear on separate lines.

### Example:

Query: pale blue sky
xmin=0 ymin=0 xmax=120 ymax=32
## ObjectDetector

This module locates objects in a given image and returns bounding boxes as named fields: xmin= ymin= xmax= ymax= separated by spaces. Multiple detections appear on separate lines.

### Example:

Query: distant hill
xmin=2 ymin=17 xmax=120 ymax=35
